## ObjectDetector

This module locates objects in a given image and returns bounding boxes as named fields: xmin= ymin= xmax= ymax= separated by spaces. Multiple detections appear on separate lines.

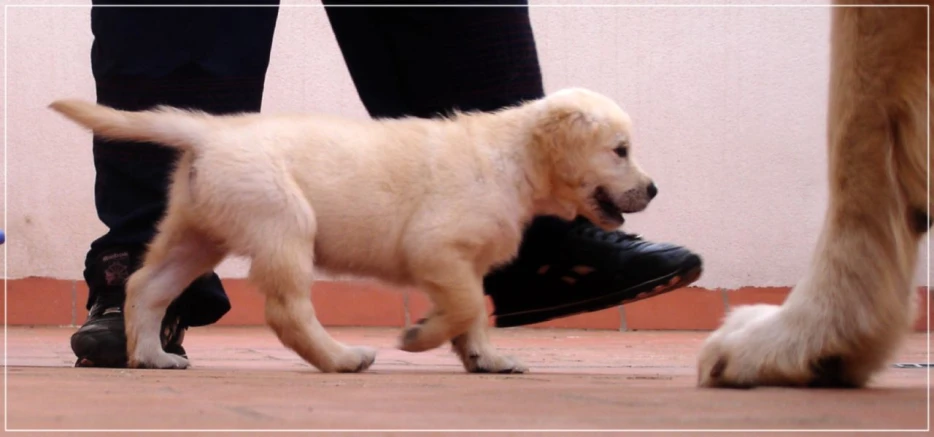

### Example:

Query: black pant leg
xmin=84 ymin=2 xmax=279 ymax=326
xmin=322 ymin=0 xmax=545 ymax=119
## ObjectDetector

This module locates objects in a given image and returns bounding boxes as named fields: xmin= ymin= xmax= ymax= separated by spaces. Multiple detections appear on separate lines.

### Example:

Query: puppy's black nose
xmin=647 ymin=182 xmax=658 ymax=199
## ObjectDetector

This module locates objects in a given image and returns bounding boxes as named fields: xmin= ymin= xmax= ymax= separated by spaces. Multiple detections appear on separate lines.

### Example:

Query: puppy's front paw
xmin=399 ymin=325 xmax=432 ymax=352
xmin=698 ymin=304 xmax=813 ymax=388
xmin=398 ymin=317 xmax=448 ymax=352
xmin=330 ymin=346 xmax=377 ymax=373
xmin=451 ymin=332 xmax=528 ymax=374
xmin=463 ymin=352 xmax=528 ymax=374
xmin=130 ymin=350 xmax=190 ymax=370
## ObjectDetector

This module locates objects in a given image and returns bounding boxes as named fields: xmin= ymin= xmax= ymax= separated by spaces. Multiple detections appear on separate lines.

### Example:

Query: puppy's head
xmin=531 ymin=88 xmax=656 ymax=229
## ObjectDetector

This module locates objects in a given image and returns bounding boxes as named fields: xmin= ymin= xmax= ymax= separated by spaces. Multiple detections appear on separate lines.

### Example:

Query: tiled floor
xmin=2 ymin=326 xmax=930 ymax=433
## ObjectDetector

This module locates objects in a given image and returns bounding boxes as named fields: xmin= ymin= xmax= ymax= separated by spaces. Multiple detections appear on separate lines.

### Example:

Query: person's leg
xmin=324 ymin=0 xmax=544 ymax=118
xmin=72 ymin=1 xmax=280 ymax=367
xmin=323 ymin=1 xmax=703 ymax=328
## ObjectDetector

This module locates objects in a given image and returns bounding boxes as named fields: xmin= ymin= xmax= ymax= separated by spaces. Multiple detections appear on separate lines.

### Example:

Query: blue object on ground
xmin=0 ymin=230 xmax=5 ymax=244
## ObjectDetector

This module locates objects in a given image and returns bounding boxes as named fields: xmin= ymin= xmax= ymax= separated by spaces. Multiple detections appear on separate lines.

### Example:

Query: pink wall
xmin=2 ymin=1 xmax=929 ymax=290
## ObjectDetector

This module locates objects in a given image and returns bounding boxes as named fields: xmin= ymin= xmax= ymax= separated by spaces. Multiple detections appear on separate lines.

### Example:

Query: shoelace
xmin=91 ymin=291 xmax=125 ymax=317
xmin=571 ymin=223 xmax=644 ymax=244
xmin=91 ymin=291 xmax=183 ymax=347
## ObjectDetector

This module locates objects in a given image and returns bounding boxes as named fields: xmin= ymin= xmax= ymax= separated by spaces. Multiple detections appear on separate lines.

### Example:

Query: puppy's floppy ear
xmin=533 ymin=105 xmax=600 ymax=163
xmin=537 ymin=107 xmax=597 ymax=135
xmin=530 ymin=105 xmax=598 ymax=189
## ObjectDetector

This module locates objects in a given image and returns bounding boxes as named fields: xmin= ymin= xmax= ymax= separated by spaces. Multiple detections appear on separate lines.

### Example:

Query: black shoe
xmin=71 ymin=249 xmax=187 ymax=368
xmin=484 ymin=217 xmax=703 ymax=328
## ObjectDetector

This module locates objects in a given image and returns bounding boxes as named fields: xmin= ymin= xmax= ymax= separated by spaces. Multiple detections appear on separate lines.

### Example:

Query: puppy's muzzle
xmin=615 ymin=183 xmax=655 ymax=214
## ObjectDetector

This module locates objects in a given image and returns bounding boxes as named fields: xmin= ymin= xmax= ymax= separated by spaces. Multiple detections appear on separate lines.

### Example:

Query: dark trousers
xmin=85 ymin=0 xmax=547 ymax=327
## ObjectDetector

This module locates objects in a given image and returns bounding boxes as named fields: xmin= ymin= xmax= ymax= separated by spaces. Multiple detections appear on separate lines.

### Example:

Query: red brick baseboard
xmin=2 ymin=277 xmax=930 ymax=332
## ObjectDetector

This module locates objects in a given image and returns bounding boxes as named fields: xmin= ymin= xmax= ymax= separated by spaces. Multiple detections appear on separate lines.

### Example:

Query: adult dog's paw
xmin=697 ymin=304 xmax=812 ymax=388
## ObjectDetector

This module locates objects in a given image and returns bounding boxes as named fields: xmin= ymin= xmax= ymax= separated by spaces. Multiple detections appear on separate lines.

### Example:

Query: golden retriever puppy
xmin=50 ymin=88 xmax=656 ymax=373
xmin=698 ymin=0 xmax=932 ymax=388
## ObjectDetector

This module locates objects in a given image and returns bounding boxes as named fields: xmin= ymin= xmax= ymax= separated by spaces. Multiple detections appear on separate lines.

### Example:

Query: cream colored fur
xmin=50 ymin=88 xmax=655 ymax=373
xmin=698 ymin=0 xmax=932 ymax=388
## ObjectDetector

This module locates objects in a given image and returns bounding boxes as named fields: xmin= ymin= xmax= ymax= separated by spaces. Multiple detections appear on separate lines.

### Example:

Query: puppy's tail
xmin=49 ymin=99 xmax=211 ymax=150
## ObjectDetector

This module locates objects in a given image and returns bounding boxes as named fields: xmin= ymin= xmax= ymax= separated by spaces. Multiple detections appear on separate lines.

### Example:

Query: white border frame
xmin=2 ymin=2 xmax=930 ymax=433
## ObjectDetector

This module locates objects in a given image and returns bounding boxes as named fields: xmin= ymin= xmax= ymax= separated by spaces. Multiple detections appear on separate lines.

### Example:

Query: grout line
xmin=618 ymin=305 xmax=627 ymax=332
xmin=402 ymin=289 xmax=411 ymax=327
xmin=69 ymin=280 xmax=76 ymax=326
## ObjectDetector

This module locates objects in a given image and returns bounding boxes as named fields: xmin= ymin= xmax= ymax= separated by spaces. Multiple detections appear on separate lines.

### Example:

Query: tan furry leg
xmin=698 ymin=1 xmax=931 ymax=388
xmin=125 ymin=218 xmax=225 ymax=369
xmin=398 ymin=263 xmax=486 ymax=353
xmin=252 ymin=241 xmax=376 ymax=373
xmin=450 ymin=308 xmax=528 ymax=374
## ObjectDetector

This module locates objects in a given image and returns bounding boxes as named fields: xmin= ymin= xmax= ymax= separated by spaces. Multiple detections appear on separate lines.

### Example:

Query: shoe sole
xmin=72 ymin=348 xmax=128 ymax=368
xmin=71 ymin=329 xmax=129 ymax=368
xmin=493 ymin=256 xmax=704 ymax=328
xmin=73 ymin=348 xmax=188 ymax=368
xmin=72 ymin=331 xmax=187 ymax=368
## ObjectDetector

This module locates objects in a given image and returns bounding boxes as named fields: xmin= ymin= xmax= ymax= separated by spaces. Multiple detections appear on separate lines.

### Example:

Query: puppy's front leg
xmin=252 ymin=242 xmax=376 ymax=373
xmin=408 ymin=303 xmax=528 ymax=373
xmin=399 ymin=262 xmax=486 ymax=353
xmin=451 ymin=310 xmax=528 ymax=374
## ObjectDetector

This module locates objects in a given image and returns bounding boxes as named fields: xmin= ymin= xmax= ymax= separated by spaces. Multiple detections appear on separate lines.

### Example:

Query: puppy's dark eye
xmin=613 ymin=145 xmax=628 ymax=158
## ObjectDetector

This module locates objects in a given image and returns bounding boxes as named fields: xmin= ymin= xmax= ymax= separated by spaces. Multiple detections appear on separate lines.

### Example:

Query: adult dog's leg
xmin=698 ymin=1 xmax=931 ymax=388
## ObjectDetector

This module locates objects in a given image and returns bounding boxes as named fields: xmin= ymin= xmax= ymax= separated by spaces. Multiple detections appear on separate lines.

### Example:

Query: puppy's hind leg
xmin=125 ymin=220 xmax=225 ymax=369
xmin=251 ymin=232 xmax=376 ymax=373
